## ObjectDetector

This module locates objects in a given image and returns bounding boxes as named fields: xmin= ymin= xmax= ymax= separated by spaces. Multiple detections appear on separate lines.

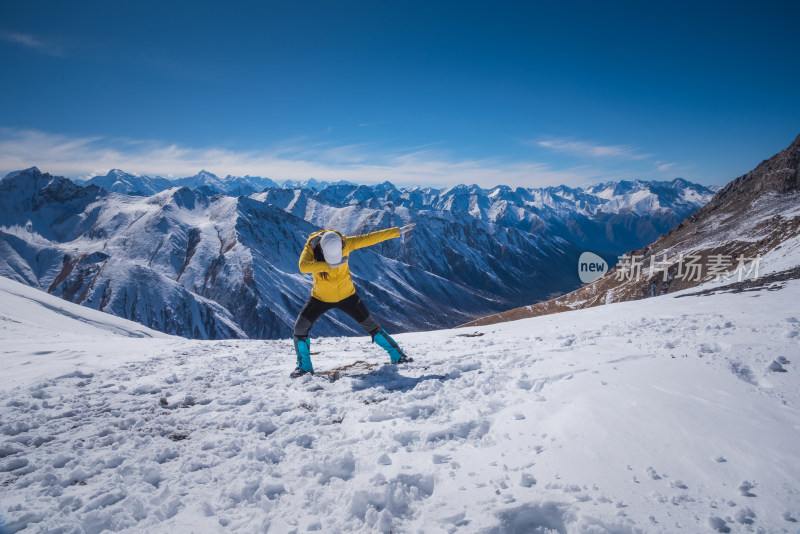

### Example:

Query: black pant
xmin=294 ymin=293 xmax=380 ymax=339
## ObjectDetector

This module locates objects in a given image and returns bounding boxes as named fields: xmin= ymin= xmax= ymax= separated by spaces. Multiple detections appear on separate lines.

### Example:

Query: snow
xmin=597 ymin=189 xmax=661 ymax=215
xmin=761 ymin=233 xmax=800 ymax=275
xmin=0 ymin=276 xmax=172 ymax=390
xmin=2 ymin=275 xmax=799 ymax=533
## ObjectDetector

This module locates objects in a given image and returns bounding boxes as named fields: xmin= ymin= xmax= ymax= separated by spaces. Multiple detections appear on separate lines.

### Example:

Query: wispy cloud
xmin=525 ymin=135 xmax=691 ymax=179
xmin=0 ymin=127 xmax=614 ymax=188
xmin=531 ymin=137 xmax=652 ymax=161
xmin=656 ymin=161 xmax=676 ymax=171
xmin=0 ymin=30 xmax=66 ymax=57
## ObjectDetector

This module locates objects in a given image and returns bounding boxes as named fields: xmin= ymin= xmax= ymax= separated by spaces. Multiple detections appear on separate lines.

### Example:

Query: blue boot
xmin=373 ymin=329 xmax=413 ymax=364
xmin=292 ymin=336 xmax=313 ymax=376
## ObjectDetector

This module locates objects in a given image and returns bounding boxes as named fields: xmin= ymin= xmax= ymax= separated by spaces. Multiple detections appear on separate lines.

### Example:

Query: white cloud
xmin=656 ymin=161 xmax=676 ymax=171
xmin=0 ymin=30 xmax=65 ymax=57
xmin=532 ymin=137 xmax=652 ymax=161
xmin=0 ymin=127 xmax=616 ymax=188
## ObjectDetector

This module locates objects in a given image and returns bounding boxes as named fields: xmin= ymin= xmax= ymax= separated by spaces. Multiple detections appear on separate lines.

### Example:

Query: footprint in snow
xmin=767 ymin=360 xmax=788 ymax=372
xmin=645 ymin=466 xmax=662 ymax=480
xmin=708 ymin=515 xmax=731 ymax=533
xmin=734 ymin=507 xmax=756 ymax=525
xmin=738 ymin=480 xmax=757 ymax=497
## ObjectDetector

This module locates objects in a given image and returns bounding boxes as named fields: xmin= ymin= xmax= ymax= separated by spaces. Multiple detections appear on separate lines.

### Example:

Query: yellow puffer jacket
xmin=299 ymin=227 xmax=400 ymax=303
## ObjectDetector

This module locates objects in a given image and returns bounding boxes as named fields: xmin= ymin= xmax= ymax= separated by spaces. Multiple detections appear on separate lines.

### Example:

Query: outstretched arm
xmin=344 ymin=227 xmax=401 ymax=253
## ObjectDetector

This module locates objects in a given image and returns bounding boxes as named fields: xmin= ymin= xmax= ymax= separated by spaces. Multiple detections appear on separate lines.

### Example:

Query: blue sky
xmin=0 ymin=1 xmax=798 ymax=187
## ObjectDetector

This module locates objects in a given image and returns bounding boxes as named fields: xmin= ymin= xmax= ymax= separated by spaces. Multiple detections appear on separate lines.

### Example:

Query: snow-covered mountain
xmin=173 ymin=170 xmax=280 ymax=196
xmin=0 ymin=168 xmax=715 ymax=339
xmin=281 ymin=177 xmax=356 ymax=190
xmin=1 ymin=266 xmax=798 ymax=532
xmin=466 ymin=133 xmax=800 ymax=327
xmin=82 ymin=170 xmax=354 ymax=197
xmin=260 ymin=177 xmax=715 ymax=256
xmin=83 ymin=169 xmax=175 ymax=196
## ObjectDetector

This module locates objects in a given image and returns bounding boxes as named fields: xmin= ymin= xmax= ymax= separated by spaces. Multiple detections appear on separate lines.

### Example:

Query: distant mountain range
xmin=464 ymin=133 xmax=800 ymax=327
xmin=0 ymin=167 xmax=716 ymax=339
xmin=79 ymin=168 xmax=353 ymax=196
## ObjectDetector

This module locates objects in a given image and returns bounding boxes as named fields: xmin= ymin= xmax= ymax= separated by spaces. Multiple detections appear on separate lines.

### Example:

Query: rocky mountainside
xmin=0 ymin=168 xmax=715 ymax=339
xmin=464 ymin=134 xmax=800 ymax=327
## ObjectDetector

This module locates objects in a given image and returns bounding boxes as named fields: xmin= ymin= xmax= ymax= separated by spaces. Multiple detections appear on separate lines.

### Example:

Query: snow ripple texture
xmin=1 ymin=278 xmax=799 ymax=533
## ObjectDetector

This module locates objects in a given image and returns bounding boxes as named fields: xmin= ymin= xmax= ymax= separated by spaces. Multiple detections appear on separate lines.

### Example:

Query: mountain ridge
xmin=0 ymin=167 xmax=715 ymax=339
xmin=462 ymin=133 xmax=800 ymax=327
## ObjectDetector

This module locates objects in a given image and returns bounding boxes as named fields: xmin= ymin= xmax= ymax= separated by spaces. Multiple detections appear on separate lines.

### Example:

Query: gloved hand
xmin=399 ymin=223 xmax=416 ymax=236
xmin=328 ymin=257 xmax=348 ymax=269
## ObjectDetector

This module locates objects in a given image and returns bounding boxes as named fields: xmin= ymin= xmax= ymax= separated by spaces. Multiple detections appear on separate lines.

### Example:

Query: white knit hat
xmin=319 ymin=231 xmax=342 ymax=265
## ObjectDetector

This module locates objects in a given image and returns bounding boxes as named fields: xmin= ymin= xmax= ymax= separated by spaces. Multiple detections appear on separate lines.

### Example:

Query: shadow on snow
xmin=343 ymin=365 xmax=457 ymax=392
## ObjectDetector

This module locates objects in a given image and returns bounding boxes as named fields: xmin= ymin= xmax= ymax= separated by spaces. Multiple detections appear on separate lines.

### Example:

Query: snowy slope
xmin=1 ymin=276 xmax=798 ymax=533
xmin=0 ymin=276 xmax=175 ymax=390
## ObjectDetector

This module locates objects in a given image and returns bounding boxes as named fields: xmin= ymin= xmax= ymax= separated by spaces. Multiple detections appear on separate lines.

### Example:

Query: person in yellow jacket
xmin=291 ymin=224 xmax=415 ymax=377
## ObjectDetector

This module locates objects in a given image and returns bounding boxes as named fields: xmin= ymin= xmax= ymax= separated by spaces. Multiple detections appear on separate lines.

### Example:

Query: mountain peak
xmin=375 ymin=180 xmax=396 ymax=191
xmin=4 ymin=166 xmax=42 ymax=179
xmin=700 ymin=132 xmax=800 ymax=211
